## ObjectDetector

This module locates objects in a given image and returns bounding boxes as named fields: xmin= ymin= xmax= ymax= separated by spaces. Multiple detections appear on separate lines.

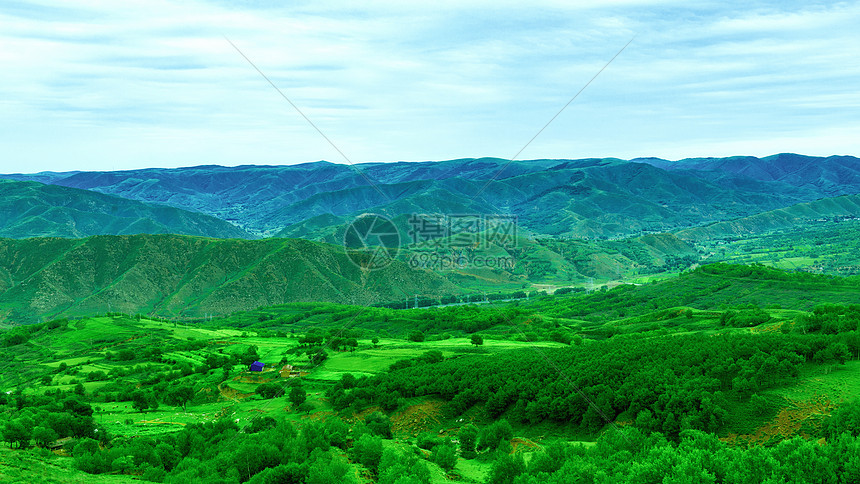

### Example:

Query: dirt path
xmin=721 ymin=395 xmax=835 ymax=446
xmin=138 ymin=419 xmax=187 ymax=426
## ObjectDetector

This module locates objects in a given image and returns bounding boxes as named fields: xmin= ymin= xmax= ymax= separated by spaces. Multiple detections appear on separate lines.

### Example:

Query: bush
xmin=433 ymin=444 xmax=458 ymax=472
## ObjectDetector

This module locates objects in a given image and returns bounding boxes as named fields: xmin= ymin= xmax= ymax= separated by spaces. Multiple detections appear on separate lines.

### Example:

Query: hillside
xmin=677 ymin=194 xmax=860 ymax=242
xmin=0 ymin=179 xmax=251 ymax=239
xmin=8 ymin=154 xmax=859 ymax=239
xmin=2 ymin=263 xmax=860 ymax=483
xmin=0 ymin=234 xmax=460 ymax=323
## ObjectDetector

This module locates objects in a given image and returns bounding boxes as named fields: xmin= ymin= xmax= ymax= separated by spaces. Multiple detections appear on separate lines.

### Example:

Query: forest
xmin=2 ymin=263 xmax=860 ymax=483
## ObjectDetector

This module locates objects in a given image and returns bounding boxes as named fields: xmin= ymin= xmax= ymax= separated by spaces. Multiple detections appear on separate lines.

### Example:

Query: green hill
xmin=0 ymin=234 xmax=460 ymax=323
xmin=677 ymin=194 xmax=860 ymax=242
xmin=0 ymin=179 xmax=251 ymax=239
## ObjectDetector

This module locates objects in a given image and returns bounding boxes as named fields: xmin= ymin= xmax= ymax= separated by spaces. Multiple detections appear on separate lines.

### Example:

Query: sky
xmin=1 ymin=0 xmax=858 ymax=173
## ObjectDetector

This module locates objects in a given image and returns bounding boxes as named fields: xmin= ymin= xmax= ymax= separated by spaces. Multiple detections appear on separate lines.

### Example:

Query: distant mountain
xmin=0 ymin=179 xmax=252 ymax=239
xmin=676 ymin=194 xmax=860 ymax=242
xmin=632 ymin=153 xmax=860 ymax=198
xmin=0 ymin=234 xmax=460 ymax=323
xmin=269 ymin=157 xmax=855 ymax=239
xmin=6 ymin=154 xmax=859 ymax=239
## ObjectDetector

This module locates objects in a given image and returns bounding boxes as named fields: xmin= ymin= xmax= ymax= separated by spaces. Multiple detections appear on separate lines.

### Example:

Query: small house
xmin=249 ymin=361 xmax=264 ymax=372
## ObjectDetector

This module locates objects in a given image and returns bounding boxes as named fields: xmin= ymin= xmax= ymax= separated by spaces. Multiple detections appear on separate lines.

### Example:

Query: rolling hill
xmin=0 ymin=179 xmax=252 ymax=239
xmin=0 ymin=234 xmax=460 ymax=323
xmin=677 ymin=194 xmax=860 ymax=242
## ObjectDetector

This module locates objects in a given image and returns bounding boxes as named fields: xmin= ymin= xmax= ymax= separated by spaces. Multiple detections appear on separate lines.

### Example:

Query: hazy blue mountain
xmin=632 ymin=153 xmax=860 ymax=197
xmin=5 ymin=154 xmax=859 ymax=239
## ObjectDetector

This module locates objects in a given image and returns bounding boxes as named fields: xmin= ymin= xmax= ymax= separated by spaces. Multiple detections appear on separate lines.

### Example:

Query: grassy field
xmin=0 ymin=446 xmax=138 ymax=484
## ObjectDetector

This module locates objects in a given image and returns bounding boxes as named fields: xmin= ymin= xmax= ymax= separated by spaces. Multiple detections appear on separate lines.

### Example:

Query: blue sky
xmin=1 ymin=0 xmax=858 ymax=172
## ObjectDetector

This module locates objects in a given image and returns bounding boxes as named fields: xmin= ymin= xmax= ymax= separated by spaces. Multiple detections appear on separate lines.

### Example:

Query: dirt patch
xmin=346 ymin=406 xmax=382 ymax=424
xmin=218 ymin=381 xmax=255 ymax=402
xmin=751 ymin=321 xmax=791 ymax=333
xmin=138 ymin=420 xmax=187 ymax=426
xmin=99 ymin=334 xmax=147 ymax=351
xmin=305 ymin=411 xmax=338 ymax=422
xmin=721 ymin=395 xmax=835 ymax=446
xmin=233 ymin=371 xmax=279 ymax=384
xmin=391 ymin=400 xmax=445 ymax=436
xmin=217 ymin=405 xmax=236 ymax=419
xmin=510 ymin=437 xmax=541 ymax=454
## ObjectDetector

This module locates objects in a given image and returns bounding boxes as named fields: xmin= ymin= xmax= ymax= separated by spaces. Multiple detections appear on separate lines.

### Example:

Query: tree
xmin=365 ymin=411 xmax=392 ymax=438
xmin=242 ymin=345 xmax=261 ymax=365
xmin=826 ymin=399 xmax=860 ymax=439
xmin=309 ymin=349 xmax=328 ymax=365
xmin=340 ymin=373 xmax=356 ymax=389
xmin=371 ymin=337 xmax=380 ymax=347
xmin=289 ymin=386 xmax=307 ymax=407
xmin=256 ymin=382 xmax=284 ymax=399
xmin=408 ymin=331 xmax=425 ymax=342
xmin=3 ymin=420 xmax=31 ymax=449
xmin=478 ymin=420 xmax=513 ymax=451
xmin=131 ymin=391 xmax=157 ymax=413
xmin=33 ymin=426 xmax=58 ymax=448
xmin=307 ymin=453 xmax=355 ymax=484
xmin=165 ymin=385 xmax=195 ymax=410
xmin=487 ymin=453 xmax=525 ymax=484
xmin=458 ymin=424 xmax=479 ymax=458
xmin=433 ymin=444 xmax=458 ymax=472
xmin=248 ymin=464 xmax=308 ymax=484
xmin=352 ymin=434 xmax=383 ymax=473
xmin=470 ymin=334 xmax=484 ymax=347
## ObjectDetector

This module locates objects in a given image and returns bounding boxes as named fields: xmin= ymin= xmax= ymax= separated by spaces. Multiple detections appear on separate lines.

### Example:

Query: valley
xmin=2 ymin=265 xmax=860 ymax=482
xmin=2 ymin=156 xmax=860 ymax=483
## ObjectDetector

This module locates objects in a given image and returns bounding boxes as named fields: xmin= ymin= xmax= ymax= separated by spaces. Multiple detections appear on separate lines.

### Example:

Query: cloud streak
xmin=0 ymin=0 xmax=858 ymax=172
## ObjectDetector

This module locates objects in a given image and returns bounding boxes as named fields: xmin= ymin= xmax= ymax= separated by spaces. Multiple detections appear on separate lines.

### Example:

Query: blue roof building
xmin=249 ymin=361 xmax=264 ymax=372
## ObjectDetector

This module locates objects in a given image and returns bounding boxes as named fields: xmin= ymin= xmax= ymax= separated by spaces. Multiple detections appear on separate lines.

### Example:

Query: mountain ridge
xmin=4 ymin=154 xmax=859 ymax=240
xmin=0 ymin=234 xmax=459 ymax=323
xmin=0 ymin=179 xmax=252 ymax=239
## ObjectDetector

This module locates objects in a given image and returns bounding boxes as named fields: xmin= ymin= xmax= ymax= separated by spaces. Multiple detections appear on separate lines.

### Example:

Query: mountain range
xmin=5 ymin=153 xmax=859 ymax=239
xmin=2 ymin=153 xmax=859 ymax=323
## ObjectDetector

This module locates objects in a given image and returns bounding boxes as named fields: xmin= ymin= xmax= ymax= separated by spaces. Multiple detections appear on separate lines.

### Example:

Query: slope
xmin=0 ymin=179 xmax=251 ymax=239
xmin=676 ymin=194 xmax=860 ymax=242
xmin=0 ymin=234 xmax=460 ymax=323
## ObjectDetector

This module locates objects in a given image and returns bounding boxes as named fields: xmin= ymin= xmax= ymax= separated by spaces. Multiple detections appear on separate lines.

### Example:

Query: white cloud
xmin=0 ymin=0 xmax=858 ymax=172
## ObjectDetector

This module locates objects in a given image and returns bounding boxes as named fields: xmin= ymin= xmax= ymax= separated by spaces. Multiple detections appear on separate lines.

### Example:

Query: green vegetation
xmin=0 ymin=234 xmax=459 ymax=323
xmin=2 ymin=263 xmax=860 ymax=482
xmin=0 ymin=179 xmax=251 ymax=239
